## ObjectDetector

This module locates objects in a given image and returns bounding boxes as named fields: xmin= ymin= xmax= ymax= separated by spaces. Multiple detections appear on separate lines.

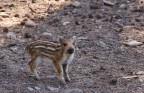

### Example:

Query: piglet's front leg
xmin=53 ymin=61 xmax=66 ymax=85
xmin=62 ymin=63 xmax=71 ymax=82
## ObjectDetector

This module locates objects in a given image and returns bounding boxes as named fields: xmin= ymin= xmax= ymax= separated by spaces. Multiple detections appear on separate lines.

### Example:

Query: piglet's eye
xmin=63 ymin=43 xmax=67 ymax=46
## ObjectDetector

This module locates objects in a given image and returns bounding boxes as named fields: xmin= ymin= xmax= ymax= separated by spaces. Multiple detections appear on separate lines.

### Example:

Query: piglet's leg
xmin=28 ymin=56 xmax=40 ymax=80
xmin=62 ymin=63 xmax=70 ymax=82
xmin=53 ymin=61 xmax=66 ymax=85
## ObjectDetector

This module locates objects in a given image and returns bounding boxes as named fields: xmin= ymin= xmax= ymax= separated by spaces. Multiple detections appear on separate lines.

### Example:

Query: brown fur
xmin=26 ymin=36 xmax=76 ymax=84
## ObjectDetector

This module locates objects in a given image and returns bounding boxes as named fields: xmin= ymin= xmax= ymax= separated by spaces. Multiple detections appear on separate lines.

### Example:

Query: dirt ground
xmin=0 ymin=0 xmax=144 ymax=93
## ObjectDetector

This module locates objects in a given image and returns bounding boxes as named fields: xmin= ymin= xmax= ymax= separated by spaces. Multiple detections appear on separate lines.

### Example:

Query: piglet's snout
xmin=67 ymin=47 xmax=74 ymax=54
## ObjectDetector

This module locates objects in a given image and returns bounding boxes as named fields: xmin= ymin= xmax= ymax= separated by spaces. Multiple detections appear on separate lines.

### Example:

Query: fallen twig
xmin=28 ymin=4 xmax=37 ymax=13
xmin=122 ymin=75 xmax=139 ymax=79
xmin=103 ymin=0 xmax=115 ymax=6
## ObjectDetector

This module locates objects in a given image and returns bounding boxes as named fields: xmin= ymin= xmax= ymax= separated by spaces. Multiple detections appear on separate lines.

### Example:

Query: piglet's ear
xmin=59 ymin=36 xmax=63 ymax=44
xmin=72 ymin=36 xmax=77 ymax=45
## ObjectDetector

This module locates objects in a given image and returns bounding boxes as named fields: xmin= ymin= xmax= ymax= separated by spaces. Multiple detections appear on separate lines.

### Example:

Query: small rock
xmin=64 ymin=89 xmax=83 ymax=93
xmin=0 ymin=54 xmax=5 ymax=59
xmin=20 ymin=18 xmax=28 ymax=25
xmin=41 ymin=32 xmax=53 ymax=39
xmin=19 ymin=39 xmax=28 ymax=43
xmin=96 ymin=13 xmax=103 ymax=19
xmin=47 ymin=86 xmax=59 ymax=92
xmin=82 ymin=25 xmax=88 ymax=29
xmin=82 ymin=50 xmax=87 ymax=54
xmin=127 ymin=1 xmax=130 ymax=3
xmin=124 ymin=40 xmax=143 ymax=46
xmin=103 ymin=0 xmax=115 ymax=6
xmin=0 ymin=12 xmax=10 ymax=18
xmin=25 ymin=20 xmax=37 ymax=27
xmin=119 ymin=4 xmax=127 ymax=9
xmin=10 ymin=46 xmax=17 ymax=52
xmin=135 ymin=18 xmax=142 ymax=22
xmin=20 ymin=21 xmax=26 ymax=25
xmin=71 ymin=1 xmax=81 ymax=8
xmin=89 ymin=3 xmax=99 ymax=9
xmin=120 ymin=67 xmax=125 ymax=71
xmin=7 ymin=3 xmax=15 ymax=7
xmin=78 ymin=36 xmax=88 ymax=40
xmin=24 ymin=13 xmax=32 ymax=18
xmin=99 ymin=41 xmax=109 ymax=49
xmin=109 ymin=79 xmax=117 ymax=85
xmin=27 ymin=87 xmax=34 ymax=92
xmin=6 ymin=32 xmax=16 ymax=39
xmin=32 ymin=0 xmax=36 ymax=3
xmin=24 ymin=33 xmax=32 ymax=38
xmin=139 ymin=76 xmax=144 ymax=82
xmin=75 ymin=20 xmax=80 ymax=25
xmin=34 ymin=86 xmax=40 ymax=90
xmin=0 ymin=64 xmax=6 ymax=69
xmin=20 ymin=0 xmax=27 ymax=2
xmin=83 ymin=79 xmax=95 ymax=86
xmin=3 ymin=27 xmax=8 ymax=32
xmin=46 ymin=75 xmax=56 ymax=79
xmin=72 ymin=9 xmax=78 ymax=14
xmin=20 ymin=67 xmax=24 ymax=71
xmin=115 ymin=15 xmax=122 ymax=19
xmin=140 ymin=22 xmax=144 ymax=26
xmin=101 ymin=9 xmax=105 ymax=12
xmin=63 ymin=21 xmax=70 ymax=25
xmin=0 ymin=38 xmax=4 ymax=46
xmin=88 ymin=14 xmax=93 ymax=18
xmin=39 ymin=16 xmax=44 ymax=20
xmin=41 ymin=32 xmax=52 ymax=37
xmin=100 ymin=66 xmax=106 ymax=71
